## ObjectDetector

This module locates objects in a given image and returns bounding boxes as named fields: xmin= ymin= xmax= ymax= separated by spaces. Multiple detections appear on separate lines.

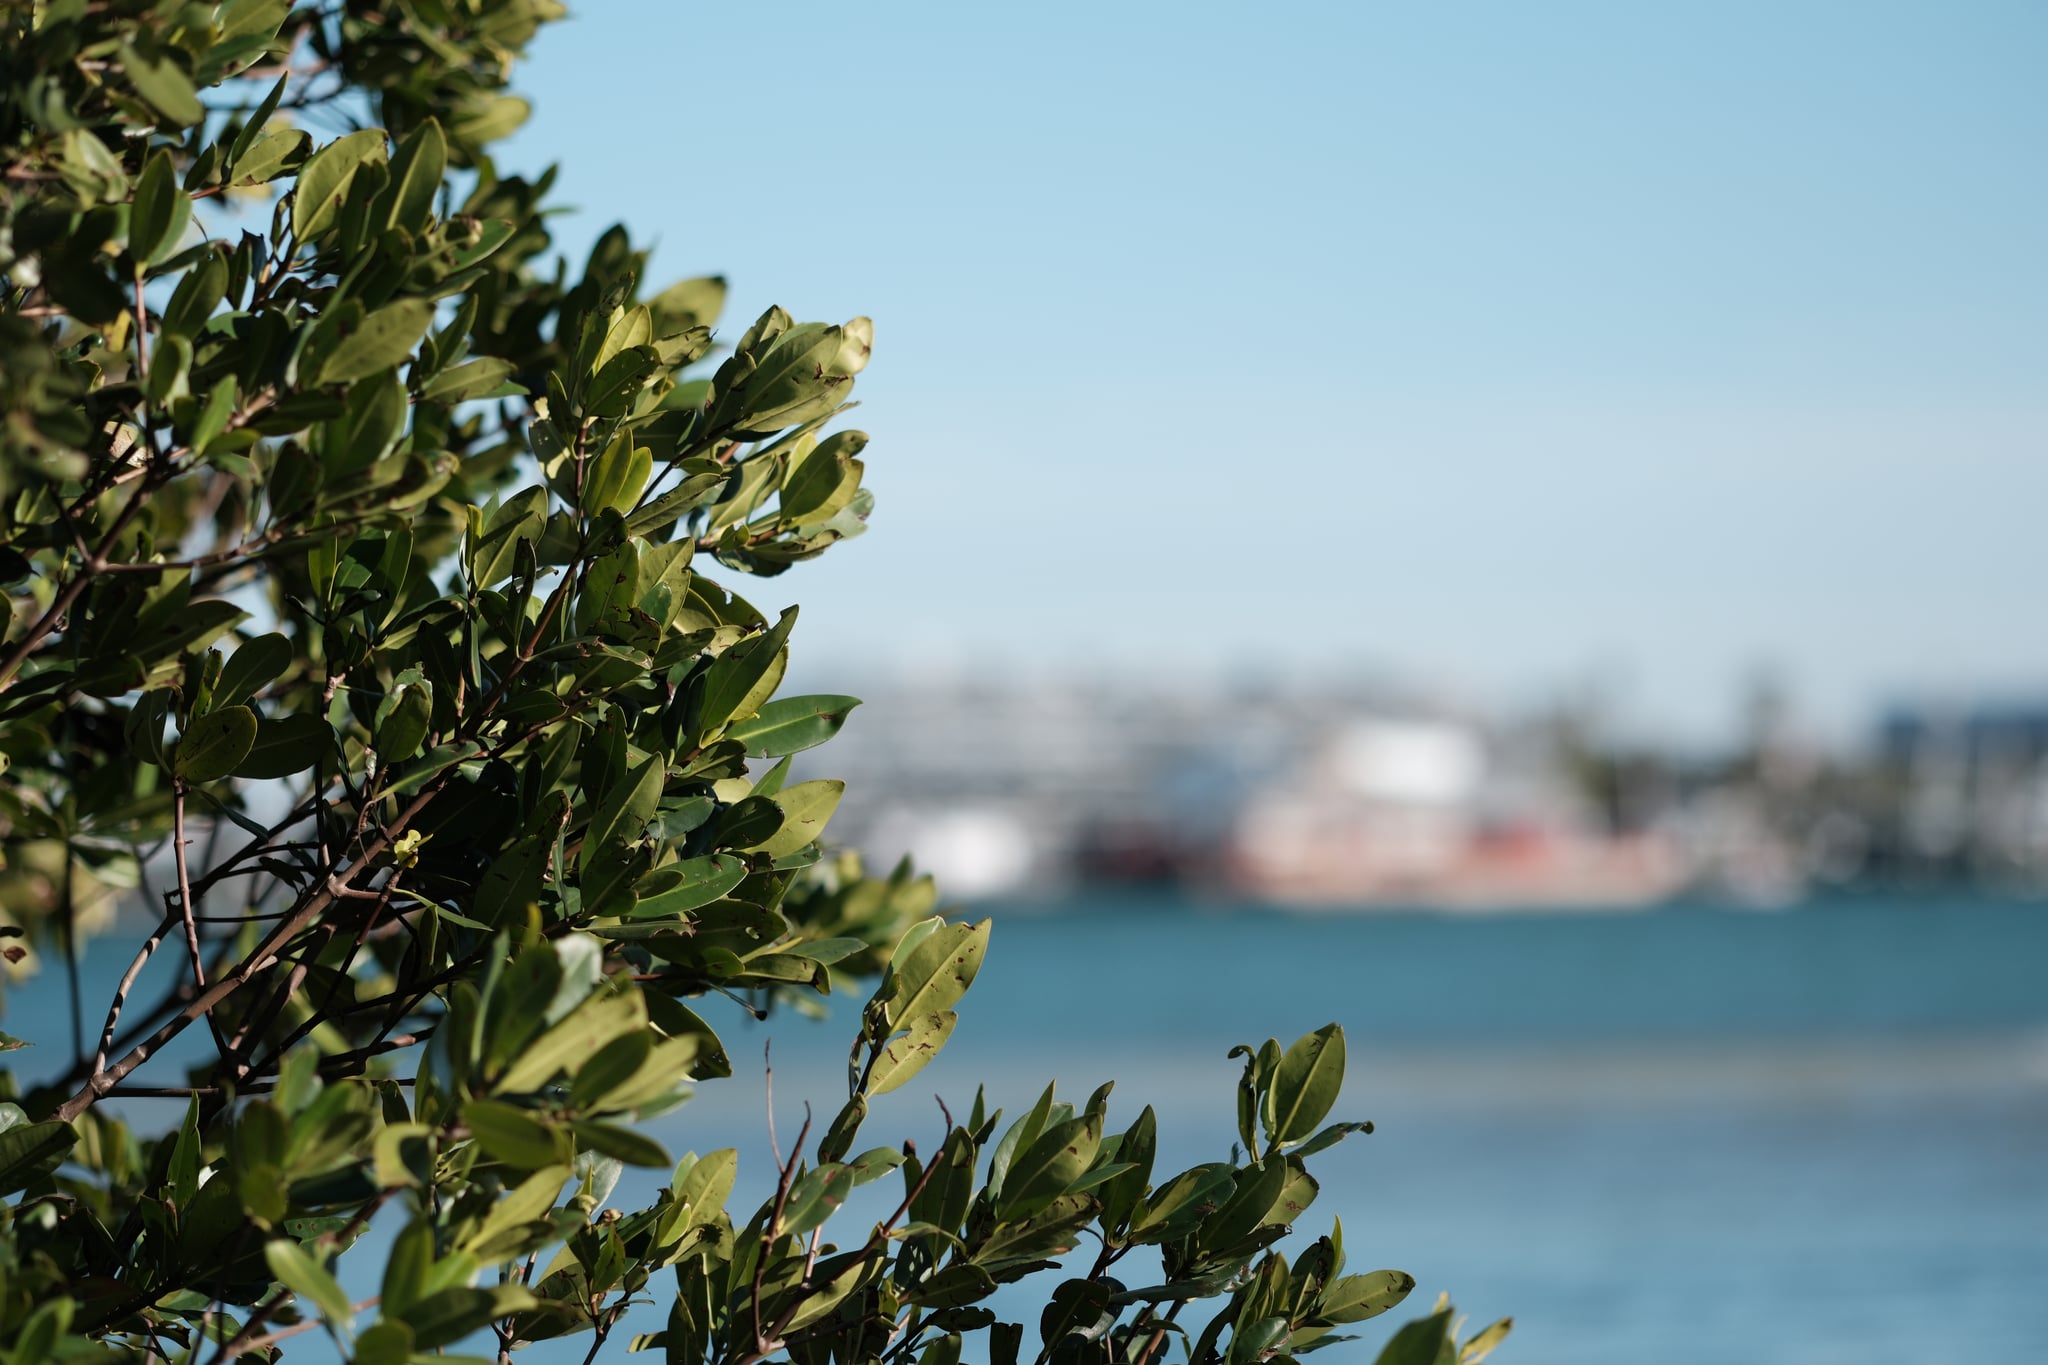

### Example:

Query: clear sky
xmin=501 ymin=1 xmax=2047 ymax=743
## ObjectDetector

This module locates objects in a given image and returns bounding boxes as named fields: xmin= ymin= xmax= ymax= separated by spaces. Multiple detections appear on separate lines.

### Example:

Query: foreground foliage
xmin=0 ymin=4 xmax=1509 ymax=1363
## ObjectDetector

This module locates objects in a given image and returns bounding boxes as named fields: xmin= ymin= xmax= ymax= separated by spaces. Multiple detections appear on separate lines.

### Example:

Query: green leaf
xmin=1126 ymin=1163 xmax=1235 ymax=1244
xmin=581 ymin=755 xmax=663 ymax=874
xmin=881 ymin=919 xmax=991 ymax=1030
xmin=130 ymin=149 xmax=190 ymax=267
xmin=317 ymin=298 xmax=435 ymax=385
xmin=176 ymin=705 xmax=258 ymax=781
xmin=382 ymin=118 xmax=446 ymax=233
xmin=570 ymin=1119 xmax=671 ymax=1167
xmin=648 ymin=275 xmax=726 ymax=330
xmin=474 ymin=838 xmax=548 ymax=926
xmin=697 ymin=607 xmax=797 ymax=735
xmin=781 ymin=430 xmax=866 ymax=524
xmin=420 ymin=356 xmax=517 ymax=404
xmin=670 ymin=1149 xmax=737 ymax=1237
xmin=374 ymin=678 xmax=433 ymax=761
xmin=168 ymin=1096 xmax=202 ymax=1205
xmin=736 ymin=323 xmax=863 ymax=435
xmin=1204 ymin=1159 xmax=1289 ymax=1251
xmin=581 ymin=433 xmax=652 ymax=516
xmin=13 ymin=1300 xmax=73 ymax=1365
xmin=229 ymin=127 xmax=310 ymax=186
xmin=568 ymin=1032 xmax=652 ymax=1110
xmin=756 ymin=778 xmax=843 ymax=857
xmin=1229 ymin=1317 xmax=1289 ymax=1365
xmin=1000 ymin=1113 xmax=1102 ymax=1220
xmin=126 ymin=688 xmax=175 ymax=768
xmin=0 ymin=1119 xmax=76 ymax=1195
xmin=1372 ymin=1309 xmax=1453 ymax=1365
xmin=213 ymin=632 xmax=292 ymax=709
xmin=1461 ymin=1317 xmax=1514 ymax=1364
xmin=449 ymin=94 xmax=530 ymax=146
xmin=238 ymin=713 xmax=331 ymax=778
xmin=463 ymin=1100 xmax=566 ymax=1169
xmin=777 ymin=1162 xmax=856 ymax=1238
xmin=294 ymin=129 xmax=387 ymax=241
xmin=910 ymin=1263 xmax=996 ymax=1310
xmin=130 ymin=598 xmax=248 ymax=670
xmin=726 ymin=694 xmax=861 ymax=758
xmin=381 ymin=1219 xmax=434 ymax=1317
xmin=462 ymin=1164 xmax=572 ymax=1258
xmin=1293 ymin=1119 xmax=1374 ymax=1158
xmin=191 ymin=376 xmax=240 ymax=455
xmin=158 ymin=249 xmax=228 ymax=339
xmin=264 ymin=1240 xmax=354 ymax=1337
xmin=867 ymin=1009 xmax=957 ymax=1097
xmin=397 ymin=1287 xmax=499 ymax=1351
xmin=1270 ymin=1023 xmax=1346 ymax=1146
xmin=354 ymin=1320 xmax=414 ymax=1365
xmin=122 ymin=45 xmax=204 ymax=126
xmin=973 ymin=1192 xmax=1096 ymax=1267
xmin=1321 ymin=1270 xmax=1416 ymax=1325
xmin=495 ymin=987 xmax=646 ymax=1094
xmin=630 ymin=855 xmax=748 ymax=918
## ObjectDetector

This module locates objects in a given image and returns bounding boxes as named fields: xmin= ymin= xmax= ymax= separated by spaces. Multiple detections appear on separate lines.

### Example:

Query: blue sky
xmin=502 ymin=1 xmax=2047 ymax=742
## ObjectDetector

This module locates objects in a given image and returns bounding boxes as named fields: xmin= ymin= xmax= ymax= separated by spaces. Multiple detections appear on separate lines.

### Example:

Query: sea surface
xmin=15 ymin=895 xmax=2047 ymax=1364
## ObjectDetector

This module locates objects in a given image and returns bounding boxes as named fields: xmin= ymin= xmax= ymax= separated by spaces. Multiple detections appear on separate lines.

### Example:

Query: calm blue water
xmin=17 ymin=897 xmax=2047 ymax=1364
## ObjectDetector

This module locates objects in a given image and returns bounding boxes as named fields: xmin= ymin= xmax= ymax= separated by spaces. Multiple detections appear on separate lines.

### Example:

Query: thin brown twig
xmin=91 ymin=914 xmax=175 ymax=1076
xmin=172 ymin=786 xmax=231 ymax=1061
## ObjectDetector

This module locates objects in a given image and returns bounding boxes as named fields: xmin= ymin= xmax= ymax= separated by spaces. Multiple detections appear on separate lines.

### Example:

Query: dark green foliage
xmin=0 ymin=4 xmax=1508 ymax=1363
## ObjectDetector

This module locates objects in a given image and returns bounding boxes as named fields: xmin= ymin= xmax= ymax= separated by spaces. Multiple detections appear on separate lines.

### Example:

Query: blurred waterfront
xmin=793 ymin=673 xmax=2048 ymax=909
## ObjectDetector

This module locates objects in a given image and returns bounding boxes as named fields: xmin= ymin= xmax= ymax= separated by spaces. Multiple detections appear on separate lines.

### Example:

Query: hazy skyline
xmin=502 ymin=1 xmax=2047 ymax=743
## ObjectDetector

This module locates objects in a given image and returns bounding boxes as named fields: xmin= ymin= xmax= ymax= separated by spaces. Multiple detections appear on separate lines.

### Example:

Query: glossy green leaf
xmin=1461 ymin=1317 xmax=1514 ymax=1363
xmin=1322 ymin=1270 xmax=1416 ymax=1325
xmin=756 ymin=778 xmax=843 ymax=857
xmin=1271 ymin=1023 xmax=1346 ymax=1146
xmin=1372 ymin=1308 xmax=1454 ymax=1365
xmin=317 ymin=298 xmax=435 ymax=386
xmin=463 ymin=1100 xmax=565 ymax=1168
xmin=1000 ymin=1113 xmax=1102 ymax=1220
xmin=570 ymin=1119 xmax=671 ymax=1168
xmin=229 ymin=127 xmax=310 ymax=186
xmin=671 ymin=1148 xmax=737 ymax=1237
xmin=463 ymin=1165 xmax=572 ymax=1258
xmin=237 ymin=713 xmax=331 ymax=778
xmin=648 ymin=275 xmax=726 ymax=329
xmin=374 ymin=678 xmax=432 ymax=760
xmin=697 ymin=607 xmax=796 ymax=734
xmin=881 ymin=919 xmax=991 ymax=1030
xmin=121 ymin=45 xmax=204 ymax=125
xmin=631 ymin=854 xmax=748 ymax=918
xmin=383 ymin=118 xmax=446 ymax=233
xmin=580 ymin=755 xmax=663 ymax=874
xmin=175 ymin=705 xmax=257 ymax=781
xmin=0 ymin=1119 xmax=76 ymax=1195
xmin=867 ymin=1009 xmax=957 ymax=1097
xmin=213 ymin=632 xmax=292 ymax=709
xmin=778 ymin=1162 xmax=855 ymax=1238
xmin=264 ymin=1240 xmax=354 ymax=1337
xmin=420 ymin=356 xmax=516 ymax=404
xmin=294 ymin=129 xmax=387 ymax=240
xmin=130 ymin=149 xmax=189 ymax=266
xmin=726 ymin=694 xmax=862 ymax=758
xmin=495 ymin=987 xmax=646 ymax=1094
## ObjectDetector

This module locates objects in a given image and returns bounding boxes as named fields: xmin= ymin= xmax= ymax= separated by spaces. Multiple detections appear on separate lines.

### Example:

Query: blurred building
xmin=793 ymin=675 xmax=2048 ymax=908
